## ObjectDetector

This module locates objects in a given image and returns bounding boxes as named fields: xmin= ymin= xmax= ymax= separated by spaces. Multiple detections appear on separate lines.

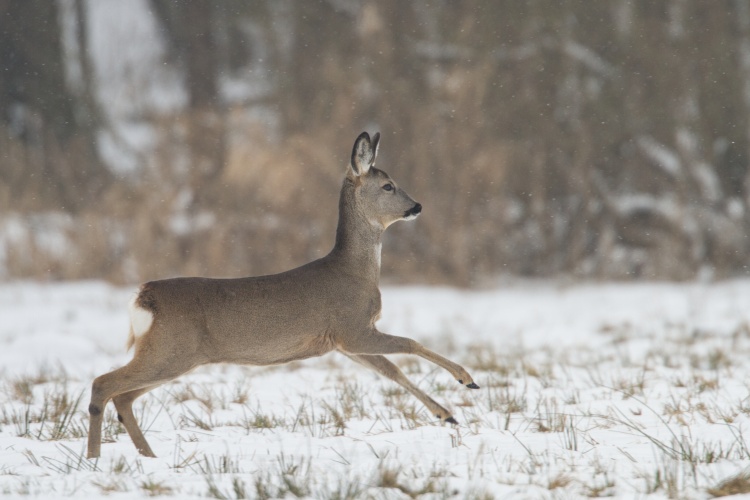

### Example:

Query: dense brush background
xmin=2 ymin=0 xmax=750 ymax=285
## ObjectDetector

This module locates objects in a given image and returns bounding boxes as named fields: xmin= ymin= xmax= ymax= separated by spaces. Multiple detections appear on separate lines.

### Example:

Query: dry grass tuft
xmin=708 ymin=470 xmax=750 ymax=497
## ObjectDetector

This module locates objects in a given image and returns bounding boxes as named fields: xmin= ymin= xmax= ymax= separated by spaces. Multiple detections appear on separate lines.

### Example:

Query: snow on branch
xmin=412 ymin=40 xmax=474 ymax=61
xmin=491 ymin=38 xmax=616 ymax=77
xmin=562 ymin=40 xmax=616 ymax=76
xmin=636 ymin=136 xmax=683 ymax=178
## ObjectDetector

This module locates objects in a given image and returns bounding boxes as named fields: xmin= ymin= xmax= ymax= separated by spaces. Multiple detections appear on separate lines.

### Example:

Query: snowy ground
xmin=1 ymin=280 xmax=750 ymax=498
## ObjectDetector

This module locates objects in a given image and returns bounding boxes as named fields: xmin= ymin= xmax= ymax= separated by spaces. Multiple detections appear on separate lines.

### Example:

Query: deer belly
xmin=215 ymin=327 xmax=335 ymax=366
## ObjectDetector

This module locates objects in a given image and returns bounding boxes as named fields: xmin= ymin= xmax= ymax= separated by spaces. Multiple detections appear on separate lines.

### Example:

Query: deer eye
xmin=382 ymin=183 xmax=394 ymax=192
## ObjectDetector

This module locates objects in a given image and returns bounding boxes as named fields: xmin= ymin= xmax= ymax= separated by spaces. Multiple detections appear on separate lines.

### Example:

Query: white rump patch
xmin=129 ymin=293 xmax=154 ymax=339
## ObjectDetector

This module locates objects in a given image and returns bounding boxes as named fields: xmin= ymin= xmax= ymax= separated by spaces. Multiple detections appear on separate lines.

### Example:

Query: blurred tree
xmin=0 ymin=0 xmax=107 ymax=211
xmin=150 ymin=0 xmax=226 ymax=200
xmin=276 ymin=0 xmax=359 ymax=133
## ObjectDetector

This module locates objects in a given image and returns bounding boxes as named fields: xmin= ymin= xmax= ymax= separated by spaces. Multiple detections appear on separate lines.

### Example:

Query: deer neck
xmin=330 ymin=178 xmax=383 ymax=281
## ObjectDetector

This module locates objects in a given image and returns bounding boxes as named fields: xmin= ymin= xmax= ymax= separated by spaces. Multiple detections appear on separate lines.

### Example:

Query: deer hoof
xmin=466 ymin=382 xmax=480 ymax=389
xmin=445 ymin=417 xmax=459 ymax=425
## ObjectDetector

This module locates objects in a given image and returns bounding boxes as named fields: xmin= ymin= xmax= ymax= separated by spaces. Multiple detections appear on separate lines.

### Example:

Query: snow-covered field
xmin=1 ymin=280 xmax=750 ymax=498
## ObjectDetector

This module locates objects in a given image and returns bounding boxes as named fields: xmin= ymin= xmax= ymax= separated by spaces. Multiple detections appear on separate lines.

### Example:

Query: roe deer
xmin=87 ymin=132 xmax=479 ymax=458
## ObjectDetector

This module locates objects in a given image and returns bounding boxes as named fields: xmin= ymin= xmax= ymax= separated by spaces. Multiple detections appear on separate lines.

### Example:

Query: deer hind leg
xmin=345 ymin=353 xmax=459 ymax=424
xmin=87 ymin=355 xmax=197 ymax=458
xmin=112 ymin=386 xmax=159 ymax=457
xmin=339 ymin=330 xmax=480 ymax=390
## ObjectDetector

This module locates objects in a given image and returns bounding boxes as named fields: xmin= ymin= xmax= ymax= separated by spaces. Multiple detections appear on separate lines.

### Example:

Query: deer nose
xmin=404 ymin=203 xmax=422 ymax=218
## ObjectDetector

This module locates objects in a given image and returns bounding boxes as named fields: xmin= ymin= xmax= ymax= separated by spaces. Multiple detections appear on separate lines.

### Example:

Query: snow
xmin=1 ymin=280 xmax=750 ymax=497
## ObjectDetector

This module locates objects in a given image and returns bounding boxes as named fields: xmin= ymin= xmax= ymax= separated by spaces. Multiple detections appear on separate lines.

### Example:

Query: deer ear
xmin=351 ymin=131 xmax=377 ymax=176
xmin=370 ymin=132 xmax=380 ymax=165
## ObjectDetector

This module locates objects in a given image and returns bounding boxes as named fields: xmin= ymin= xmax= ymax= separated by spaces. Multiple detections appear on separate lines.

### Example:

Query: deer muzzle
xmin=404 ymin=203 xmax=422 ymax=219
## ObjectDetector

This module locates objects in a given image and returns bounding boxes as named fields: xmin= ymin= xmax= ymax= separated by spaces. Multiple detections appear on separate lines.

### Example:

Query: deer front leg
xmin=344 ymin=353 xmax=459 ymax=424
xmin=338 ymin=330 xmax=479 ymax=389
